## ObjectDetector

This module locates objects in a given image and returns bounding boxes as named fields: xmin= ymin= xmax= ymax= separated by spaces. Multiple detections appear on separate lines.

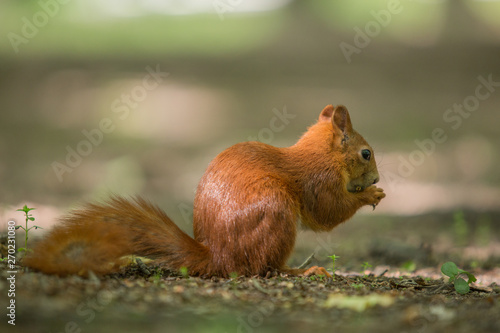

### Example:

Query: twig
xmin=298 ymin=252 xmax=316 ymax=269
xmin=378 ymin=269 xmax=389 ymax=277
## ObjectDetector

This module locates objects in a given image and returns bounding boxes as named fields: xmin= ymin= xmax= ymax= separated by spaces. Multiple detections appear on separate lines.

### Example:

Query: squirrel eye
xmin=361 ymin=149 xmax=371 ymax=161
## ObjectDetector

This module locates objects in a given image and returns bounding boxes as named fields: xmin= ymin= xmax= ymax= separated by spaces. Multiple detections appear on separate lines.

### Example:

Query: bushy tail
xmin=23 ymin=196 xmax=211 ymax=277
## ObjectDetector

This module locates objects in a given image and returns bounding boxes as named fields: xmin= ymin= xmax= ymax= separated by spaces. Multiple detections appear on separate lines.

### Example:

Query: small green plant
xmin=361 ymin=262 xmax=372 ymax=276
xmin=229 ymin=272 xmax=239 ymax=288
xmin=308 ymin=274 xmax=326 ymax=282
xmin=15 ymin=205 xmax=42 ymax=254
xmin=179 ymin=266 xmax=189 ymax=278
xmin=453 ymin=210 xmax=468 ymax=246
xmin=149 ymin=268 xmax=163 ymax=284
xmin=327 ymin=254 xmax=340 ymax=273
xmin=441 ymin=261 xmax=477 ymax=294
xmin=401 ymin=260 xmax=416 ymax=272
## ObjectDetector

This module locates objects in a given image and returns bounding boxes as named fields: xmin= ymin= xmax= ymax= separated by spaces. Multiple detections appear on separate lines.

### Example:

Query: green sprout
xmin=149 ymin=267 xmax=164 ymax=283
xmin=361 ymin=262 xmax=373 ymax=276
xmin=229 ymin=272 xmax=239 ymax=289
xmin=441 ymin=261 xmax=477 ymax=294
xmin=15 ymin=205 xmax=42 ymax=254
xmin=453 ymin=210 xmax=468 ymax=246
xmin=179 ymin=266 xmax=189 ymax=278
xmin=327 ymin=254 xmax=340 ymax=273
xmin=401 ymin=260 xmax=416 ymax=272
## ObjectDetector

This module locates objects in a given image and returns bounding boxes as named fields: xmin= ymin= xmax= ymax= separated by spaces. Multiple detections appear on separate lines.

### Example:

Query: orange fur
xmin=24 ymin=105 xmax=385 ymax=277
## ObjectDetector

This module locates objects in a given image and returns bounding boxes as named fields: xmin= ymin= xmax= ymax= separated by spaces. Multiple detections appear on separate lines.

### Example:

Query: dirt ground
xmin=1 ymin=263 xmax=499 ymax=333
xmin=1 ymin=211 xmax=499 ymax=333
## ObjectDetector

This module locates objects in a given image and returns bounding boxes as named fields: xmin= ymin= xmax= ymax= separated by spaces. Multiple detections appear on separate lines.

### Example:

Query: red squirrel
xmin=24 ymin=105 xmax=385 ymax=277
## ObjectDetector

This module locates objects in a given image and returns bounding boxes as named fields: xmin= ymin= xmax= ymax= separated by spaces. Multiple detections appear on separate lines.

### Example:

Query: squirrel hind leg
xmin=282 ymin=266 xmax=332 ymax=278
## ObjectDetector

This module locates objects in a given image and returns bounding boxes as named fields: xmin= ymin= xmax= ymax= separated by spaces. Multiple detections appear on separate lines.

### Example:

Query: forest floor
xmin=1 ymin=211 xmax=499 ymax=333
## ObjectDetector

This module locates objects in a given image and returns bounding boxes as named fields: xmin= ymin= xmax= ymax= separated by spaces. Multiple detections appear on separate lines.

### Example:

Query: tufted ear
xmin=319 ymin=105 xmax=335 ymax=122
xmin=332 ymin=105 xmax=353 ymax=137
xmin=319 ymin=105 xmax=353 ymax=137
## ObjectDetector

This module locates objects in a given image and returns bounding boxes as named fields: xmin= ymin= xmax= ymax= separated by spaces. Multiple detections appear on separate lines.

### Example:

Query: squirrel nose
xmin=372 ymin=177 xmax=380 ymax=185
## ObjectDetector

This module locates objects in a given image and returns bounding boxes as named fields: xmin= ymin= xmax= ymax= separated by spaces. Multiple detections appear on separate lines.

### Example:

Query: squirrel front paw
xmin=360 ymin=185 xmax=386 ymax=209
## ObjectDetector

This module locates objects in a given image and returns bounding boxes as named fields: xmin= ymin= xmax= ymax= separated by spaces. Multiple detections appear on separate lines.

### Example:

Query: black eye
xmin=361 ymin=149 xmax=371 ymax=161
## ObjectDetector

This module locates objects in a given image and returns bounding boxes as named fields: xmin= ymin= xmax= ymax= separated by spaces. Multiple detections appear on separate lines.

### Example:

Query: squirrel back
xmin=24 ymin=105 xmax=385 ymax=277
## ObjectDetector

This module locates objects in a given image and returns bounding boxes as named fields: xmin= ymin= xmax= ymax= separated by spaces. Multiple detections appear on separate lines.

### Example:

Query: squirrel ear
xmin=319 ymin=105 xmax=335 ymax=122
xmin=332 ymin=105 xmax=353 ymax=136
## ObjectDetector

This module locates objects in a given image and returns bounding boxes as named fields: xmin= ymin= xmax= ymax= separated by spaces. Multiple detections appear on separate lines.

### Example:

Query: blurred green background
xmin=1 ymin=0 xmax=499 ymax=227
xmin=2 ymin=3 xmax=499 ymax=332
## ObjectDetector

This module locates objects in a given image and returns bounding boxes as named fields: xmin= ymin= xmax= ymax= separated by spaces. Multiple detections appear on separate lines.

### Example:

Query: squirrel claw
xmin=372 ymin=204 xmax=377 ymax=211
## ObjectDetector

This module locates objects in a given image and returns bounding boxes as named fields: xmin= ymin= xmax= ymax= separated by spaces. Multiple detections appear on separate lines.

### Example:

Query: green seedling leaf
xmin=454 ymin=277 xmax=470 ymax=294
xmin=458 ymin=269 xmax=477 ymax=284
xmin=441 ymin=262 xmax=477 ymax=294
xmin=17 ymin=205 xmax=35 ymax=213
xmin=441 ymin=262 xmax=459 ymax=279
xmin=465 ymin=272 xmax=477 ymax=284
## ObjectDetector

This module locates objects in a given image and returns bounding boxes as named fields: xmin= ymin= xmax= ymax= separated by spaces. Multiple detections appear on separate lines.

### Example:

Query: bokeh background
xmin=1 ymin=0 xmax=499 ymax=268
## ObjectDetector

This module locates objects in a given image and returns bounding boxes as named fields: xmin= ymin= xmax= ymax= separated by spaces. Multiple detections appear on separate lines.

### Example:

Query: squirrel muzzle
xmin=346 ymin=171 xmax=380 ymax=193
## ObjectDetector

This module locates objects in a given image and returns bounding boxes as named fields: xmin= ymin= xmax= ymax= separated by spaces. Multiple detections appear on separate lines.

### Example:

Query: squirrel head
xmin=319 ymin=105 xmax=380 ymax=193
